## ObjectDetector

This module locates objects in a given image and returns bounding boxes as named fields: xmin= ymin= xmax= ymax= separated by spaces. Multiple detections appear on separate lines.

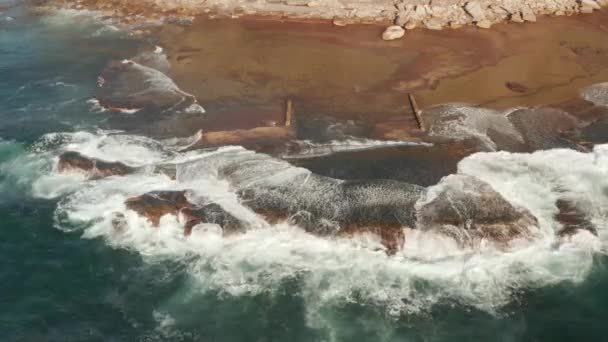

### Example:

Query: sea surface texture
xmin=2 ymin=2 xmax=608 ymax=341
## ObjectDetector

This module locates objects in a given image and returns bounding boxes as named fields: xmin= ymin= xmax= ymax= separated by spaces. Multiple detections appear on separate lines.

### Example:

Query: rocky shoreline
xmin=44 ymin=0 xmax=606 ymax=36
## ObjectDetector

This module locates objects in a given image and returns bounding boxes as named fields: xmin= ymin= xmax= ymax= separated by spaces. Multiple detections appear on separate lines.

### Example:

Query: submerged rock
xmin=131 ymin=48 xmax=171 ymax=74
xmin=507 ymin=107 xmax=582 ymax=151
xmin=97 ymin=60 xmax=203 ymax=113
xmin=423 ymin=104 xmax=525 ymax=152
xmin=416 ymin=175 xmax=540 ymax=247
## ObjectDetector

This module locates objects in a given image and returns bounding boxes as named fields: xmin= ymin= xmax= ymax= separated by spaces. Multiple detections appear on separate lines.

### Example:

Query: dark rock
xmin=416 ymin=175 xmax=539 ymax=246
xmin=505 ymin=81 xmax=529 ymax=93
xmin=58 ymin=151 xmax=136 ymax=178
xmin=555 ymin=199 xmax=597 ymax=237
xmin=507 ymin=107 xmax=583 ymax=151
xmin=181 ymin=203 xmax=245 ymax=235
xmin=125 ymin=190 xmax=193 ymax=226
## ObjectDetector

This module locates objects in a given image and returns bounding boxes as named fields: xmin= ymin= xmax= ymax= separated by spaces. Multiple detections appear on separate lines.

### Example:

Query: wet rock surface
xmin=125 ymin=190 xmax=193 ymax=226
xmin=416 ymin=174 xmax=540 ymax=247
xmin=507 ymin=107 xmax=583 ymax=151
xmin=555 ymin=199 xmax=598 ymax=237
xmin=58 ymin=151 xmax=136 ymax=178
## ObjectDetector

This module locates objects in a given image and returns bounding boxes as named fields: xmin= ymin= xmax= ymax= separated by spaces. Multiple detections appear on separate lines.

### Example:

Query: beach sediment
xmin=46 ymin=0 xmax=606 ymax=32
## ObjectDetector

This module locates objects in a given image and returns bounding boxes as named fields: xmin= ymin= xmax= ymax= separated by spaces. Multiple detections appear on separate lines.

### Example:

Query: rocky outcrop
xmin=50 ymin=0 xmax=605 ymax=34
xmin=125 ymin=190 xmax=193 ymax=226
xmin=58 ymin=151 xmax=136 ymax=178
xmin=57 ymin=151 xmax=177 ymax=179
xmin=124 ymin=190 xmax=245 ymax=235
xmin=55 ymin=149 xmax=549 ymax=253
xmin=416 ymin=174 xmax=540 ymax=247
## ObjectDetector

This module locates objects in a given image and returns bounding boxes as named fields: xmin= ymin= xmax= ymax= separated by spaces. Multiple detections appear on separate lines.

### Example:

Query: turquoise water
xmin=2 ymin=3 xmax=608 ymax=341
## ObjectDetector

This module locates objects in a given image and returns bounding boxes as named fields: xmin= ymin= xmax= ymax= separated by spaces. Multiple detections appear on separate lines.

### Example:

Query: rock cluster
xmin=50 ymin=0 xmax=606 ymax=38
xmin=385 ymin=0 xmax=605 ymax=40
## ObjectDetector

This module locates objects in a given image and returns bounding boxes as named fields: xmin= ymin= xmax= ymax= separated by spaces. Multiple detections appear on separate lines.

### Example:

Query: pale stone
xmin=580 ymin=5 xmax=594 ymax=13
xmin=510 ymin=12 xmax=524 ymax=22
xmin=395 ymin=11 xmax=410 ymax=26
xmin=424 ymin=18 xmax=443 ymax=30
xmin=382 ymin=25 xmax=405 ymax=40
xmin=332 ymin=17 xmax=347 ymax=26
xmin=414 ymin=5 xmax=426 ymax=18
xmin=404 ymin=21 xmax=417 ymax=30
xmin=522 ymin=8 xmax=536 ymax=22
xmin=449 ymin=21 xmax=463 ymax=29
xmin=476 ymin=19 xmax=492 ymax=28
xmin=464 ymin=1 xmax=486 ymax=20
xmin=581 ymin=0 xmax=601 ymax=9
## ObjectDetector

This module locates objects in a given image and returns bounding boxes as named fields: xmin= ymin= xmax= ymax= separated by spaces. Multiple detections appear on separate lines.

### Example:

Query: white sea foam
xmin=281 ymin=139 xmax=431 ymax=159
xmin=4 ymin=130 xmax=607 ymax=318
xmin=424 ymin=104 xmax=524 ymax=151
xmin=581 ymin=82 xmax=608 ymax=107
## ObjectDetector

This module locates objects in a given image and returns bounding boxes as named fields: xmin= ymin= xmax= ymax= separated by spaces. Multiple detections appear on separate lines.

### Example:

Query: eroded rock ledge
xmin=47 ymin=0 xmax=606 ymax=31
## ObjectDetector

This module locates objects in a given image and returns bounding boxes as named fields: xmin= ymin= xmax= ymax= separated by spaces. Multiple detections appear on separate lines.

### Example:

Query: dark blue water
xmin=2 ymin=3 xmax=608 ymax=341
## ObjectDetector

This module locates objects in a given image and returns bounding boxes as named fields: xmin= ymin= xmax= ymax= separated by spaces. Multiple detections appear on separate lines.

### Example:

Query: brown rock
xmin=58 ymin=151 xmax=136 ymax=179
xmin=505 ymin=81 xmax=529 ymax=93
xmin=125 ymin=191 xmax=193 ymax=226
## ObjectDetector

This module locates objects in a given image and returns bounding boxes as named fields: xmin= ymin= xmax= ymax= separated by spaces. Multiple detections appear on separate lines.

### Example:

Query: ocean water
xmin=2 ymin=3 xmax=608 ymax=342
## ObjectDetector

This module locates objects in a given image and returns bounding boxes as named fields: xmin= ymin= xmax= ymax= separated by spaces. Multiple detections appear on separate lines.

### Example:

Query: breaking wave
xmin=2 ymin=130 xmax=606 ymax=319
xmin=281 ymin=139 xmax=431 ymax=159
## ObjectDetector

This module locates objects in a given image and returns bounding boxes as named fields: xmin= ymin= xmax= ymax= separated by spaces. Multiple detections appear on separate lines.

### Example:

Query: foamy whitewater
xmin=4 ymin=4 xmax=608 ymax=339
xmin=2 ymin=129 xmax=605 ymax=320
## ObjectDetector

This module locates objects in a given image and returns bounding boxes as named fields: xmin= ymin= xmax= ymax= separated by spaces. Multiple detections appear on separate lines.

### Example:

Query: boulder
xmin=510 ymin=12 xmax=524 ymax=22
xmin=581 ymin=0 xmax=601 ymax=10
xmin=521 ymin=8 xmax=536 ymax=22
xmin=382 ymin=25 xmax=405 ymax=40
xmin=464 ymin=1 xmax=486 ymax=21
xmin=404 ymin=21 xmax=417 ymax=30
xmin=424 ymin=18 xmax=444 ymax=30
xmin=476 ymin=19 xmax=492 ymax=28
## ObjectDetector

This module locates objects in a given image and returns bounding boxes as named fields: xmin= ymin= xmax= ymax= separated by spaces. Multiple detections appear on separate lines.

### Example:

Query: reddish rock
xmin=58 ymin=151 xmax=135 ymax=178
xmin=125 ymin=191 xmax=193 ymax=226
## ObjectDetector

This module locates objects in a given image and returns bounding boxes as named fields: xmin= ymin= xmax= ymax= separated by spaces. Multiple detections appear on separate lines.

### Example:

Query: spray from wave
xmin=1 ymin=129 xmax=605 ymax=320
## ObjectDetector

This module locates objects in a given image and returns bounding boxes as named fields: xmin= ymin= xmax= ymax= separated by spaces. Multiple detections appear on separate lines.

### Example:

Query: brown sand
xmin=152 ymin=11 xmax=608 ymax=138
